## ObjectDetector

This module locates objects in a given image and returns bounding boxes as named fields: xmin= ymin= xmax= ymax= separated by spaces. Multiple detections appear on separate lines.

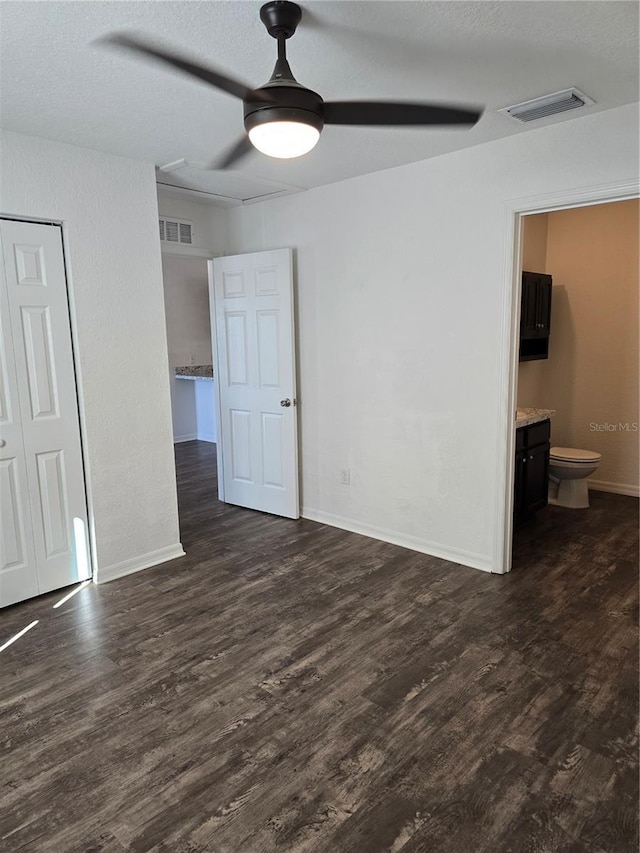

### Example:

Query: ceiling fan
xmin=99 ymin=1 xmax=483 ymax=169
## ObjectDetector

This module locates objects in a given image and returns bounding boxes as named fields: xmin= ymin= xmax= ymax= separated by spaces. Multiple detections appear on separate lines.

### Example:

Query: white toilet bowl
xmin=548 ymin=446 xmax=602 ymax=508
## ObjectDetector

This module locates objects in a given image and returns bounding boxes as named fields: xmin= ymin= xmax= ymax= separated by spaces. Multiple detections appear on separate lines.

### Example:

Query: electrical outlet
xmin=340 ymin=468 xmax=350 ymax=485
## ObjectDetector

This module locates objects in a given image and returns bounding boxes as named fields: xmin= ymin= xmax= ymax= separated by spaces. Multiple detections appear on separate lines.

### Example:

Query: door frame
xmin=0 ymin=215 xmax=94 ymax=583
xmin=207 ymin=258 xmax=225 ymax=501
xmin=495 ymin=179 xmax=639 ymax=575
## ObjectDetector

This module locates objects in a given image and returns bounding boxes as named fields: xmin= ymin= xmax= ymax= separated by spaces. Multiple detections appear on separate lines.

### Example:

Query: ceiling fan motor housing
xmin=243 ymin=85 xmax=325 ymax=135
xmin=260 ymin=1 xmax=302 ymax=40
xmin=247 ymin=3 xmax=324 ymax=135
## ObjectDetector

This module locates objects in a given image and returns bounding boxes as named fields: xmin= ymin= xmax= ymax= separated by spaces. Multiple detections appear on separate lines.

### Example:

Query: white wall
xmin=518 ymin=201 xmax=639 ymax=494
xmin=0 ymin=130 xmax=183 ymax=582
xmin=157 ymin=192 xmax=228 ymax=254
xmin=169 ymin=378 xmax=217 ymax=443
xmin=224 ymin=103 xmax=639 ymax=572
xmin=194 ymin=380 xmax=217 ymax=444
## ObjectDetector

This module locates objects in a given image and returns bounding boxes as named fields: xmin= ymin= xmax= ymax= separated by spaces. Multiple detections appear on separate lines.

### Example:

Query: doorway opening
xmin=496 ymin=185 xmax=638 ymax=572
xmin=160 ymin=252 xmax=220 ymax=546
xmin=162 ymin=253 xmax=218 ymax=446
xmin=161 ymin=247 xmax=301 ymax=547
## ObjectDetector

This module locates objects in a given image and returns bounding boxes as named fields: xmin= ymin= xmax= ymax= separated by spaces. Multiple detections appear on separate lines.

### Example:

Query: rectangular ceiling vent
xmin=159 ymin=217 xmax=193 ymax=245
xmin=499 ymin=88 xmax=594 ymax=123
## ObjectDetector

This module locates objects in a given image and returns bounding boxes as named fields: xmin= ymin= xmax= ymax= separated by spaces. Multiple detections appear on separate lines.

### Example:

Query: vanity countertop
xmin=516 ymin=407 xmax=555 ymax=428
xmin=175 ymin=365 xmax=214 ymax=381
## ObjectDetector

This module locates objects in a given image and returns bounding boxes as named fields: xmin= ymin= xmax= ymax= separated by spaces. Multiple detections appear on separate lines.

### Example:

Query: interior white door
xmin=212 ymin=249 xmax=299 ymax=519
xmin=0 ymin=220 xmax=90 ymax=608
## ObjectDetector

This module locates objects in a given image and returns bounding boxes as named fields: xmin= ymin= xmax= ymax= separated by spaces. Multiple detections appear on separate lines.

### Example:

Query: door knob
xmin=0 ymin=439 xmax=5 ymax=448
xmin=280 ymin=398 xmax=291 ymax=408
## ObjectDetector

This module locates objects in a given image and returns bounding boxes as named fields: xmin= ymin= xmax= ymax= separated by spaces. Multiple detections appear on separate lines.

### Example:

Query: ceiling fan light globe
xmin=248 ymin=120 xmax=320 ymax=159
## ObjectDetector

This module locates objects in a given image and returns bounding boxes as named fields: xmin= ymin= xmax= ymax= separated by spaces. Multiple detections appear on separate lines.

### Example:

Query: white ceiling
xmin=1 ymin=1 xmax=638 ymax=205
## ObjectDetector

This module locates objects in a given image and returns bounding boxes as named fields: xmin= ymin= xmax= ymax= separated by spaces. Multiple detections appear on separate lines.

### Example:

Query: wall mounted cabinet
xmin=519 ymin=271 xmax=552 ymax=361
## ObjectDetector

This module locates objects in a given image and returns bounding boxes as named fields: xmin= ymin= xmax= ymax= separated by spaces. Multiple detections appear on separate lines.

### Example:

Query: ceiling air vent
xmin=158 ymin=217 xmax=194 ymax=245
xmin=179 ymin=222 xmax=192 ymax=245
xmin=499 ymin=88 xmax=594 ymax=123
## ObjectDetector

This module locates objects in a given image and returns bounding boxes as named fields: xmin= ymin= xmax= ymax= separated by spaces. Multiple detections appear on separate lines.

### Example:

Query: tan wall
xmin=521 ymin=212 xmax=548 ymax=273
xmin=518 ymin=200 xmax=639 ymax=493
xmin=517 ymin=214 xmax=550 ymax=405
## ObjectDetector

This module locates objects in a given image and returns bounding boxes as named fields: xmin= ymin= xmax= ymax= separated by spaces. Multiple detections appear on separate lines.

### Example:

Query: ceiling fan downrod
xmin=260 ymin=1 xmax=302 ymax=84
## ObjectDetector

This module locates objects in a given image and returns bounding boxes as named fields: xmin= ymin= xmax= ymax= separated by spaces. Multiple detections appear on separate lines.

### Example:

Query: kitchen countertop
xmin=175 ymin=365 xmax=214 ymax=381
xmin=516 ymin=407 xmax=555 ymax=427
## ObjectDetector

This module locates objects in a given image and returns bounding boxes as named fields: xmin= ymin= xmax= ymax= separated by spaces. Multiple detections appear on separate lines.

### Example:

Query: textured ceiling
xmin=1 ymin=1 xmax=638 ymax=205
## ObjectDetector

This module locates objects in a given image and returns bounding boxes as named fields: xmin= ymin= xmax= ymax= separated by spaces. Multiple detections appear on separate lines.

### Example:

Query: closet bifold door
xmin=0 ymin=220 xmax=90 ymax=608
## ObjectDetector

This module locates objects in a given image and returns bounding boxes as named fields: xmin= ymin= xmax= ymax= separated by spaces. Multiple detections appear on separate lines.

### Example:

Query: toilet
xmin=548 ymin=446 xmax=602 ymax=508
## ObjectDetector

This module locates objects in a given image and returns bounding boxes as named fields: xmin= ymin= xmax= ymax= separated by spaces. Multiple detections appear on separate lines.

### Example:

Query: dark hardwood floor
xmin=1 ymin=440 xmax=638 ymax=852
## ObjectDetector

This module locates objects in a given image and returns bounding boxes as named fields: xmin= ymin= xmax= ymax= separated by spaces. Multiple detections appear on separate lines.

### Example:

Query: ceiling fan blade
xmin=323 ymin=101 xmax=483 ymax=127
xmin=97 ymin=32 xmax=260 ymax=102
xmin=208 ymin=136 xmax=254 ymax=170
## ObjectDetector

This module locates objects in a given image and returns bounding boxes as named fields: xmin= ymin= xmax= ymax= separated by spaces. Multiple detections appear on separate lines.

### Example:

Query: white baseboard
xmin=589 ymin=479 xmax=639 ymax=498
xmin=196 ymin=433 xmax=217 ymax=444
xmin=173 ymin=433 xmax=197 ymax=443
xmin=301 ymin=507 xmax=492 ymax=573
xmin=96 ymin=543 xmax=186 ymax=585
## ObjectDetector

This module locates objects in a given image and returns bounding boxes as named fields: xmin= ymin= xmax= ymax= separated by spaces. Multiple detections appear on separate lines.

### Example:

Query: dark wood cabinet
xmin=519 ymin=271 xmax=552 ymax=361
xmin=514 ymin=418 xmax=550 ymax=525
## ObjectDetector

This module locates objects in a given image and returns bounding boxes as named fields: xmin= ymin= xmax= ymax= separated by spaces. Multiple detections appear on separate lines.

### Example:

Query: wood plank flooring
xmin=1 ymin=440 xmax=638 ymax=852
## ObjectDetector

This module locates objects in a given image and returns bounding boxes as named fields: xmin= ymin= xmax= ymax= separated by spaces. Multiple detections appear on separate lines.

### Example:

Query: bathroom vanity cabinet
xmin=519 ymin=271 xmax=552 ymax=362
xmin=514 ymin=418 xmax=550 ymax=525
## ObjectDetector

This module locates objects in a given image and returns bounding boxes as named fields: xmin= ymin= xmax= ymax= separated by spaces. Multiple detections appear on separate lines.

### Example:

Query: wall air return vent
xmin=159 ymin=217 xmax=194 ymax=245
xmin=499 ymin=88 xmax=594 ymax=123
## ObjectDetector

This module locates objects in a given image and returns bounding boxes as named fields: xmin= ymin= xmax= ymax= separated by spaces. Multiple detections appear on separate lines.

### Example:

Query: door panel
xmin=212 ymin=249 xmax=298 ymax=518
xmin=256 ymin=311 xmax=280 ymax=388
xmin=255 ymin=262 xmax=279 ymax=295
xmin=1 ymin=458 xmax=30 ymax=570
xmin=222 ymin=269 xmax=246 ymax=298
xmin=520 ymin=273 xmax=539 ymax=339
xmin=36 ymin=449 xmax=70 ymax=558
xmin=225 ymin=312 xmax=249 ymax=385
xmin=525 ymin=443 xmax=550 ymax=515
xmin=21 ymin=305 xmax=59 ymax=418
xmin=14 ymin=243 xmax=47 ymax=287
xmin=261 ymin=412 xmax=284 ymax=489
xmin=0 ymin=220 xmax=90 ymax=607
xmin=230 ymin=409 xmax=253 ymax=482
xmin=538 ymin=277 xmax=552 ymax=334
